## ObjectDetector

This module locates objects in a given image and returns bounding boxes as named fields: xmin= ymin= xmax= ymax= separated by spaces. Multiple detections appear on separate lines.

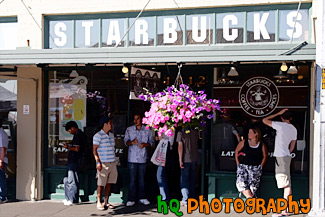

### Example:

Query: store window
xmin=216 ymin=12 xmax=244 ymax=44
xmin=157 ymin=16 xmax=184 ymax=46
xmin=0 ymin=20 xmax=17 ymax=50
xmin=247 ymin=11 xmax=276 ymax=43
xmin=102 ymin=18 xmax=126 ymax=47
xmin=47 ymin=68 xmax=129 ymax=168
xmin=49 ymin=20 xmax=74 ymax=48
xmin=129 ymin=17 xmax=155 ymax=46
xmin=211 ymin=64 xmax=309 ymax=174
xmin=279 ymin=9 xmax=309 ymax=42
xmin=75 ymin=19 xmax=100 ymax=48
xmin=0 ymin=79 xmax=17 ymax=198
xmin=186 ymin=14 xmax=214 ymax=45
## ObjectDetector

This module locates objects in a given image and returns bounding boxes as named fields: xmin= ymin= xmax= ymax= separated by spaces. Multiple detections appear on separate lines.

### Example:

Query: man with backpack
xmin=62 ymin=121 xmax=88 ymax=206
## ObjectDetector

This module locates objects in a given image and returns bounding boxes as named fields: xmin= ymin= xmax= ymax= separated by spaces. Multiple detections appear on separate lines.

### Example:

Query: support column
xmin=16 ymin=66 xmax=43 ymax=200
xmin=309 ymin=0 xmax=325 ymax=216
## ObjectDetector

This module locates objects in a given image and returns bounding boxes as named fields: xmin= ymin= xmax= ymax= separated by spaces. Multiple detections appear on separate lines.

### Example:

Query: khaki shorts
xmin=97 ymin=162 xmax=118 ymax=186
xmin=275 ymin=156 xmax=291 ymax=188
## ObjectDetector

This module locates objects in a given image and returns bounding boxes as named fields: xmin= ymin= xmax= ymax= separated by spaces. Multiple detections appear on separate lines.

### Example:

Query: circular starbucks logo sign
xmin=239 ymin=77 xmax=279 ymax=117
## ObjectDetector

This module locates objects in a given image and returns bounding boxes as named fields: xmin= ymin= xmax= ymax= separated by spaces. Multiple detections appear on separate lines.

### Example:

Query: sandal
xmin=97 ymin=204 xmax=105 ymax=211
xmin=104 ymin=203 xmax=114 ymax=209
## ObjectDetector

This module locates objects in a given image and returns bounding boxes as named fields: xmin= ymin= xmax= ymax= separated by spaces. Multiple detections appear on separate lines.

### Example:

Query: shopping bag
xmin=151 ymin=139 xmax=169 ymax=166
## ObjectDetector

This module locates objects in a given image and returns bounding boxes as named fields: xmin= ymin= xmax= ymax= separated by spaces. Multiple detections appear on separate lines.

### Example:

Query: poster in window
xmin=129 ymin=67 xmax=161 ymax=100
xmin=50 ymin=76 xmax=87 ymax=140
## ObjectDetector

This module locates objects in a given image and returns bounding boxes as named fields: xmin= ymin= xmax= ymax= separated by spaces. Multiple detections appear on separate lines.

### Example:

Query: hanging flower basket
xmin=139 ymin=84 xmax=220 ymax=137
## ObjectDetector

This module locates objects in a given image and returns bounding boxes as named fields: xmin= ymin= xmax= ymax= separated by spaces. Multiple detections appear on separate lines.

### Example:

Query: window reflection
xmin=48 ymin=69 xmax=129 ymax=168
xmin=186 ymin=14 xmax=213 ymax=44
xmin=102 ymin=19 xmax=125 ymax=47
xmin=129 ymin=17 xmax=155 ymax=46
xmin=49 ymin=20 xmax=74 ymax=48
xmin=216 ymin=12 xmax=244 ymax=44
xmin=75 ymin=19 xmax=100 ymax=48
xmin=157 ymin=16 xmax=184 ymax=45
xmin=211 ymin=64 xmax=309 ymax=174
xmin=0 ymin=22 xmax=17 ymax=50
xmin=279 ymin=10 xmax=309 ymax=42
xmin=247 ymin=11 xmax=276 ymax=43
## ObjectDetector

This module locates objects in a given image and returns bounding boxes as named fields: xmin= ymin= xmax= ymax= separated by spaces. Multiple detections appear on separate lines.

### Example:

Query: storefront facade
xmin=0 ymin=0 xmax=318 ymax=207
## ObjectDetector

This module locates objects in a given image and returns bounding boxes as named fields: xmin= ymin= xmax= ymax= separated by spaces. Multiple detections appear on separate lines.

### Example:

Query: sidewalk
xmin=0 ymin=200 xmax=308 ymax=217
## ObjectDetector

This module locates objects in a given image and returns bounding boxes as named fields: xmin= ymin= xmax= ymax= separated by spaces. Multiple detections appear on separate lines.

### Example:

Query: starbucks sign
xmin=239 ymin=77 xmax=279 ymax=117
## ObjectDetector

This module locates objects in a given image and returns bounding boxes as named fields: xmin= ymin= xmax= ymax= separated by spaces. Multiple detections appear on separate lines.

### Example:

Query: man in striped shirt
xmin=93 ymin=116 xmax=117 ymax=210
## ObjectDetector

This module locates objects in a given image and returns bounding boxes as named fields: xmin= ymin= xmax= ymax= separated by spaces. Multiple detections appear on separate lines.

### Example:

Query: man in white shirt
xmin=263 ymin=109 xmax=297 ymax=216
xmin=0 ymin=118 xmax=9 ymax=203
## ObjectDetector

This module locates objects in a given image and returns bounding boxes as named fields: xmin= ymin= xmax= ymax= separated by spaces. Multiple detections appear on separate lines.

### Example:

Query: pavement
xmin=0 ymin=200 xmax=309 ymax=217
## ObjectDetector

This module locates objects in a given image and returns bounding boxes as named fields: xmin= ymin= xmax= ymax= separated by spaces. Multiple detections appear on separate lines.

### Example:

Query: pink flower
xmin=166 ymin=129 xmax=173 ymax=137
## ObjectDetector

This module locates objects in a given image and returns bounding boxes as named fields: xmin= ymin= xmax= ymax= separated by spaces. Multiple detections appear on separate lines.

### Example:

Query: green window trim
xmin=44 ymin=3 xmax=312 ymax=49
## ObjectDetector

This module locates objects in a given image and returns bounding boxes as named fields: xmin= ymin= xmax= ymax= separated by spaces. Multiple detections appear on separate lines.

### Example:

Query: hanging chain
xmin=174 ymin=63 xmax=184 ymax=88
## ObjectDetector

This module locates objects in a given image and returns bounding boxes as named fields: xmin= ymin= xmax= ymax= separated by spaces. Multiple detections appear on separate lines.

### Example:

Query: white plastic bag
xmin=151 ymin=139 xmax=168 ymax=166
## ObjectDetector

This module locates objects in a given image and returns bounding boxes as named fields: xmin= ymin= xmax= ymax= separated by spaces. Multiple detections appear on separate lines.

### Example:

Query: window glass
xmin=49 ymin=20 xmax=74 ymax=48
xmin=48 ymin=69 xmax=129 ymax=168
xmin=129 ymin=17 xmax=155 ymax=46
xmin=216 ymin=12 xmax=244 ymax=43
xmin=102 ymin=18 xmax=126 ymax=47
xmin=211 ymin=64 xmax=309 ymax=174
xmin=0 ymin=22 xmax=17 ymax=50
xmin=157 ymin=16 xmax=184 ymax=45
xmin=0 ymin=80 xmax=17 ymax=180
xmin=75 ymin=19 xmax=100 ymax=48
xmin=279 ymin=9 xmax=309 ymax=42
xmin=247 ymin=11 xmax=276 ymax=42
xmin=186 ymin=14 xmax=213 ymax=44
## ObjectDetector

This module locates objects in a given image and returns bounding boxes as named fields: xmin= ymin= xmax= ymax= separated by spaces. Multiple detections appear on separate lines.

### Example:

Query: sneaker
xmin=126 ymin=201 xmax=135 ymax=207
xmin=63 ymin=200 xmax=73 ymax=206
xmin=139 ymin=199 xmax=150 ymax=205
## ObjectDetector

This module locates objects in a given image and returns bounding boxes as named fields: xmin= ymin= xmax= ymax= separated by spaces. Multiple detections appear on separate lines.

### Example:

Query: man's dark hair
xmin=133 ymin=113 xmax=143 ymax=119
xmin=281 ymin=110 xmax=293 ymax=121
xmin=65 ymin=121 xmax=78 ymax=131
xmin=99 ymin=116 xmax=113 ymax=129
xmin=0 ymin=118 xmax=2 ymax=128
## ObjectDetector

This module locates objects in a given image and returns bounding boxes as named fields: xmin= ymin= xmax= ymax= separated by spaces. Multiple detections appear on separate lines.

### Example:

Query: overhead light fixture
xmin=228 ymin=66 xmax=239 ymax=76
xmin=70 ymin=70 xmax=79 ymax=78
xmin=287 ymin=65 xmax=298 ymax=74
xmin=274 ymin=70 xmax=288 ymax=79
xmin=219 ymin=71 xmax=229 ymax=82
xmin=122 ymin=65 xmax=129 ymax=74
xmin=121 ymin=72 xmax=129 ymax=81
xmin=280 ymin=61 xmax=288 ymax=72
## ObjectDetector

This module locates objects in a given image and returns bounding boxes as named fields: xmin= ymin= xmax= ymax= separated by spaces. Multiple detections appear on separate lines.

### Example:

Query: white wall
xmin=0 ymin=0 xmax=314 ymax=49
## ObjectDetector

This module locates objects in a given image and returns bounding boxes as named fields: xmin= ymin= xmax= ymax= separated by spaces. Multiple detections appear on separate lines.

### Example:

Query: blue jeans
xmin=180 ymin=161 xmax=197 ymax=204
xmin=64 ymin=163 xmax=79 ymax=203
xmin=157 ymin=166 xmax=170 ymax=201
xmin=128 ymin=162 xmax=146 ymax=201
xmin=0 ymin=163 xmax=7 ymax=201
